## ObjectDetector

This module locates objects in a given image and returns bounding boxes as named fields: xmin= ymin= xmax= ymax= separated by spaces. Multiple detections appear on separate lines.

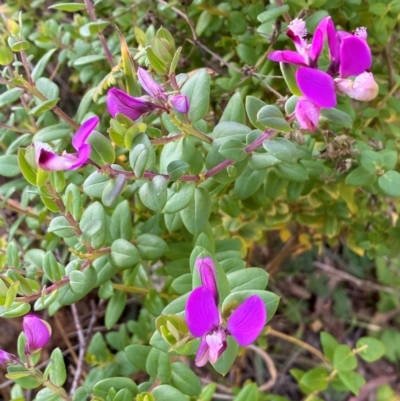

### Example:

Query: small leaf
xmin=356 ymin=337 xmax=385 ymax=362
xmin=333 ymin=344 xmax=357 ymax=372
xmin=378 ymin=171 xmax=400 ymax=197
xmin=49 ymin=3 xmax=87 ymax=11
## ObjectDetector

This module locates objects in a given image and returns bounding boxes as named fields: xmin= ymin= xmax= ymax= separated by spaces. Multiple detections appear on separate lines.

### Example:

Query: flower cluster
xmin=106 ymin=67 xmax=190 ymax=120
xmin=185 ymin=257 xmax=266 ymax=366
xmin=0 ymin=315 xmax=51 ymax=365
xmin=34 ymin=116 xmax=99 ymax=171
xmin=269 ymin=17 xmax=378 ymax=132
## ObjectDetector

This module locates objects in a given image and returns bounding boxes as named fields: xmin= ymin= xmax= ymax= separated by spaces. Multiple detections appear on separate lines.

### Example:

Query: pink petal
xmin=170 ymin=94 xmax=190 ymax=113
xmin=106 ymin=88 xmax=157 ymax=120
xmin=185 ymin=287 xmax=219 ymax=338
xmin=68 ymin=143 xmax=91 ymax=170
xmin=339 ymin=36 xmax=372 ymax=78
xmin=195 ymin=337 xmax=210 ymax=367
xmin=0 ymin=350 xmax=17 ymax=364
xmin=317 ymin=17 xmax=339 ymax=62
xmin=268 ymin=50 xmax=306 ymax=66
xmin=35 ymin=143 xmax=77 ymax=171
xmin=295 ymin=97 xmax=320 ymax=132
xmin=137 ymin=67 xmax=166 ymax=100
xmin=196 ymin=257 xmax=218 ymax=303
xmin=309 ymin=27 xmax=324 ymax=65
xmin=227 ymin=296 xmax=266 ymax=346
xmin=72 ymin=116 xmax=99 ymax=150
xmin=296 ymin=67 xmax=336 ymax=108
xmin=335 ymin=72 xmax=378 ymax=101
xmin=206 ymin=329 xmax=227 ymax=364
xmin=23 ymin=315 xmax=51 ymax=353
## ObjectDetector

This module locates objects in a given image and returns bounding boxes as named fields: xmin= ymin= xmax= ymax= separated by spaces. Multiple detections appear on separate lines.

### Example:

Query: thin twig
xmin=247 ymin=345 xmax=278 ymax=392
xmin=313 ymin=261 xmax=399 ymax=295
xmin=70 ymin=304 xmax=86 ymax=395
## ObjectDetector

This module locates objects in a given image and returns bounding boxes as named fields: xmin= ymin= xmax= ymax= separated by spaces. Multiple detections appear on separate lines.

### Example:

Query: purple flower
xmin=106 ymin=88 xmax=159 ymax=120
xmin=137 ymin=67 xmax=167 ymax=101
xmin=335 ymin=72 xmax=378 ymax=101
xmin=23 ymin=314 xmax=52 ymax=354
xmin=170 ymin=94 xmax=190 ymax=113
xmin=0 ymin=350 xmax=18 ymax=365
xmin=295 ymin=97 xmax=320 ymax=133
xmin=185 ymin=287 xmax=266 ymax=366
xmin=196 ymin=257 xmax=218 ymax=302
xmin=34 ymin=116 xmax=99 ymax=171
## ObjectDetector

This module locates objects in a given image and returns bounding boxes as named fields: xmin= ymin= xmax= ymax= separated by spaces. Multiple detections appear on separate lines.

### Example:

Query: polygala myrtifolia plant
xmin=0 ymin=1 xmax=396 ymax=401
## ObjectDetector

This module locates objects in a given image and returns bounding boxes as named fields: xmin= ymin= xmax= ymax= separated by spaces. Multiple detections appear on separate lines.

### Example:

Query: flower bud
xmin=0 ymin=350 xmax=17 ymax=365
xmin=170 ymin=94 xmax=190 ymax=113
xmin=23 ymin=315 xmax=52 ymax=354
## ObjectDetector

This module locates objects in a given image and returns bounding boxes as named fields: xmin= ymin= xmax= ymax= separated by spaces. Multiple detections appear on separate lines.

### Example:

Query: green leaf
xmin=220 ymin=92 xmax=246 ymax=124
xmin=359 ymin=150 xmax=384 ymax=172
xmin=146 ymin=47 xmax=167 ymax=74
xmin=146 ymin=348 xmax=172 ymax=382
xmin=79 ymin=202 xmax=107 ymax=248
xmin=47 ymin=216 xmax=75 ymax=238
xmin=245 ymin=96 xmax=267 ymax=130
xmin=163 ymin=183 xmax=196 ymax=214
xmin=11 ymin=40 xmax=30 ymax=52
xmin=280 ymin=62 xmax=302 ymax=96
xmin=233 ymin=383 xmax=258 ymax=401
xmin=43 ymin=252 xmax=63 ymax=283
xmin=167 ymin=160 xmax=189 ymax=180
xmin=139 ymin=176 xmax=168 ymax=212
xmin=36 ymin=77 xmax=59 ymax=100
xmin=93 ymin=378 xmax=138 ymax=399
xmin=257 ymin=105 xmax=291 ymax=133
xmin=345 ymin=167 xmax=376 ymax=187
xmin=111 ymin=239 xmax=141 ymax=269
xmin=227 ymin=268 xmax=269 ymax=292
xmin=219 ymin=138 xmax=247 ymax=161
xmin=152 ymin=385 xmax=188 ymax=401
xmin=102 ymin=174 xmax=126 ymax=208
xmin=125 ymin=344 xmax=151 ymax=371
xmin=263 ymin=138 xmax=298 ymax=164
xmin=80 ymin=21 xmax=110 ymax=37
xmin=18 ymin=149 xmax=37 ymax=186
xmin=0 ymin=46 xmax=14 ymax=65
xmin=48 ymin=3 xmax=87 ymax=11
xmin=378 ymin=171 xmax=400 ymax=197
xmin=49 ymin=348 xmax=66 ymax=386
xmin=105 ymin=290 xmax=127 ymax=329
xmin=170 ymin=362 xmax=201 ymax=395
xmin=137 ymin=234 xmax=168 ymax=260
xmin=83 ymin=170 xmax=109 ymax=198
xmin=69 ymin=270 xmax=89 ymax=294
xmin=276 ymin=162 xmax=308 ymax=182
xmin=181 ymin=69 xmax=210 ymax=122
xmin=32 ymin=49 xmax=57 ymax=81
xmin=379 ymin=149 xmax=397 ymax=170
xmin=34 ymin=123 xmax=71 ymax=142
xmin=356 ymin=337 xmax=385 ymax=362
xmin=369 ymin=2 xmax=388 ymax=16
xmin=212 ymin=336 xmax=239 ymax=375
xmin=130 ymin=144 xmax=149 ymax=178
xmin=0 ymin=88 xmax=24 ymax=107
xmin=0 ymin=155 xmax=20 ymax=177
xmin=320 ymin=108 xmax=353 ymax=128
xmin=234 ymin=165 xmax=266 ymax=199
xmin=73 ymin=54 xmax=105 ymax=66
xmin=338 ymin=371 xmax=366 ymax=395
xmin=299 ymin=368 xmax=328 ymax=392
xmin=333 ymin=344 xmax=357 ymax=372
xmin=87 ymin=131 xmax=115 ymax=166
xmin=29 ymin=98 xmax=59 ymax=116
xmin=110 ymin=200 xmax=133 ymax=241
xmin=320 ymin=332 xmax=339 ymax=362
xmin=257 ymin=5 xmax=289 ymax=22
xmin=180 ymin=187 xmax=211 ymax=235
xmin=249 ymin=153 xmax=281 ymax=170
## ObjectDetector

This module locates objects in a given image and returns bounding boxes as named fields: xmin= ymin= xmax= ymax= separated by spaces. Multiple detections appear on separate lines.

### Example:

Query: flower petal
xmin=106 ymin=88 xmax=157 ymax=120
xmin=296 ymin=67 xmax=336 ymax=108
xmin=170 ymin=94 xmax=190 ymax=113
xmin=227 ymin=295 xmax=266 ymax=346
xmin=137 ymin=67 xmax=166 ymax=99
xmin=206 ymin=329 xmax=227 ymax=364
xmin=195 ymin=337 xmax=210 ymax=367
xmin=268 ymin=50 xmax=306 ymax=66
xmin=23 ymin=315 xmax=52 ymax=353
xmin=196 ymin=257 xmax=218 ymax=303
xmin=295 ymin=97 xmax=320 ymax=133
xmin=309 ymin=27 xmax=324 ymax=65
xmin=185 ymin=287 xmax=219 ymax=337
xmin=72 ymin=116 xmax=99 ymax=150
xmin=68 ymin=143 xmax=91 ymax=170
xmin=339 ymin=36 xmax=372 ymax=78
xmin=0 ymin=350 xmax=17 ymax=365
xmin=34 ymin=143 xmax=77 ymax=171
xmin=318 ymin=17 xmax=339 ymax=62
xmin=335 ymin=72 xmax=378 ymax=101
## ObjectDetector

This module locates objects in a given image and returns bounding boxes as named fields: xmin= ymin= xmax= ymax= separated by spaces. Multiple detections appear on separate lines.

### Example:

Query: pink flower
xmin=23 ymin=314 xmax=52 ymax=354
xmin=0 ymin=350 xmax=18 ymax=365
xmin=295 ymin=97 xmax=320 ymax=133
xmin=170 ymin=94 xmax=190 ymax=113
xmin=34 ymin=116 xmax=99 ymax=171
xmin=335 ymin=72 xmax=378 ymax=101
xmin=185 ymin=257 xmax=266 ymax=366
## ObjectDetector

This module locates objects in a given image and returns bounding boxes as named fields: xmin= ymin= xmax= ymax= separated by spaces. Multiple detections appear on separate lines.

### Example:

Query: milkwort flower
xmin=23 ymin=314 xmax=52 ymax=354
xmin=185 ymin=257 xmax=266 ymax=367
xmin=34 ymin=116 xmax=99 ymax=171
xmin=106 ymin=67 xmax=190 ymax=120
xmin=268 ymin=17 xmax=377 ymax=132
